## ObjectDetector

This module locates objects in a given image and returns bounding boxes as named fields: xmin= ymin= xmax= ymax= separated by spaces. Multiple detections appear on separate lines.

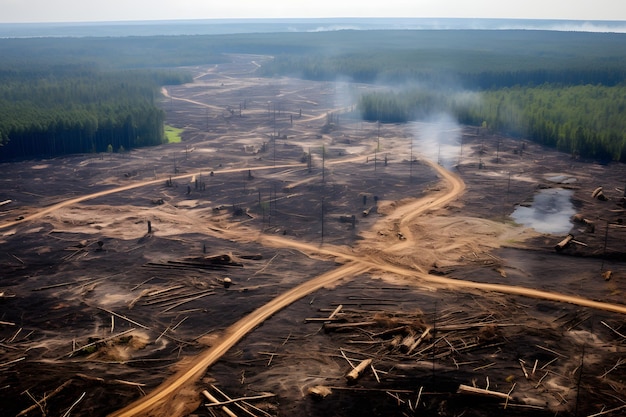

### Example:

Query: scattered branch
xmin=17 ymin=379 xmax=73 ymax=417
xmin=204 ymin=393 xmax=276 ymax=407
xmin=61 ymin=392 xmax=86 ymax=417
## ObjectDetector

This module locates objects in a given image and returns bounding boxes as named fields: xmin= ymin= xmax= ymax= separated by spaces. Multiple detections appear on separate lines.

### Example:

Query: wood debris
xmin=345 ymin=358 xmax=373 ymax=384
xmin=308 ymin=385 xmax=332 ymax=399
xmin=457 ymin=384 xmax=512 ymax=400
xmin=202 ymin=384 xmax=276 ymax=417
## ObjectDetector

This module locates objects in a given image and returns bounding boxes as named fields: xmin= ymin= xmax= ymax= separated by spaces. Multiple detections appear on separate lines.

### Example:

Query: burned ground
xmin=1 ymin=55 xmax=626 ymax=417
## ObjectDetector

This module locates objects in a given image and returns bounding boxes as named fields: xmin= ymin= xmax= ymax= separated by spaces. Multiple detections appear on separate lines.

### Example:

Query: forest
xmin=0 ymin=67 xmax=192 ymax=159
xmin=254 ymin=31 xmax=626 ymax=161
xmin=1 ymin=29 xmax=625 ymax=161
xmin=358 ymin=84 xmax=626 ymax=161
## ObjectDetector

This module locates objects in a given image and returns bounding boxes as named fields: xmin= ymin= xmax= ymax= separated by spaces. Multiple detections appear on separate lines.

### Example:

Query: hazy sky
xmin=2 ymin=0 xmax=625 ymax=23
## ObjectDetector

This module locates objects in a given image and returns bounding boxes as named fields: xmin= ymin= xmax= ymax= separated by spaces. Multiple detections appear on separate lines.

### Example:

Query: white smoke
xmin=410 ymin=113 xmax=463 ymax=169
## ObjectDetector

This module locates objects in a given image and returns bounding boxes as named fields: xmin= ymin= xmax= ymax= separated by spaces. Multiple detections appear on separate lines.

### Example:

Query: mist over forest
xmin=1 ymin=21 xmax=625 ymax=161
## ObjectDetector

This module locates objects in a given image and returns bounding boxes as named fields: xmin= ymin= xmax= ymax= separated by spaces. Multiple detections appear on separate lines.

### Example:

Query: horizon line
xmin=2 ymin=16 xmax=626 ymax=25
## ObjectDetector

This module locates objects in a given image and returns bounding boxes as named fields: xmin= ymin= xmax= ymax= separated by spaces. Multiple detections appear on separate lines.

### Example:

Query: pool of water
xmin=511 ymin=188 xmax=575 ymax=234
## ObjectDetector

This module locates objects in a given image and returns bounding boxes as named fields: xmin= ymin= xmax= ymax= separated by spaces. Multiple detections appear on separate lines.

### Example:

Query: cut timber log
xmin=362 ymin=206 xmax=375 ymax=217
xmin=592 ymin=186 xmax=608 ymax=201
xmin=457 ymin=384 xmax=512 ymax=400
xmin=572 ymin=214 xmax=595 ymax=233
xmin=346 ymin=358 xmax=373 ymax=384
xmin=555 ymin=234 xmax=574 ymax=252
xmin=308 ymin=385 xmax=333 ymax=399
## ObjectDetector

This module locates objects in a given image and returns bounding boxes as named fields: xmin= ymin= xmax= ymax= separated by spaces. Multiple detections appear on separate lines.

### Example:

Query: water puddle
xmin=511 ymin=188 xmax=575 ymax=234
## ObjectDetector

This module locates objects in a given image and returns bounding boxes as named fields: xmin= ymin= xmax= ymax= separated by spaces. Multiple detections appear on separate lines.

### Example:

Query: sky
xmin=1 ymin=0 xmax=625 ymax=23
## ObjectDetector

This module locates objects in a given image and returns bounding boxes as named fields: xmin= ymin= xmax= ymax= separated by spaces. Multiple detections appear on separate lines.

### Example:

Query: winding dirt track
xmin=109 ymin=263 xmax=369 ymax=417
xmin=108 ymin=157 xmax=626 ymax=417
xmin=8 ymin=85 xmax=626 ymax=415
xmin=6 ymin=143 xmax=626 ymax=416
xmin=108 ymin=159 xmax=470 ymax=417
xmin=0 ymin=163 xmax=305 ymax=231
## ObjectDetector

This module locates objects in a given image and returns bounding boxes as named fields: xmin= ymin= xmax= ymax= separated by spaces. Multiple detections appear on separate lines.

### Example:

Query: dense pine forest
xmin=0 ymin=67 xmax=191 ymax=159
xmin=1 ymin=29 xmax=625 ymax=161
xmin=0 ymin=37 xmax=197 ymax=161
xmin=357 ymin=84 xmax=626 ymax=161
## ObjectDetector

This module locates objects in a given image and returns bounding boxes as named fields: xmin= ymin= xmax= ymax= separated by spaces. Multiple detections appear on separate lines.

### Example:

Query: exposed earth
xmin=1 ymin=55 xmax=626 ymax=417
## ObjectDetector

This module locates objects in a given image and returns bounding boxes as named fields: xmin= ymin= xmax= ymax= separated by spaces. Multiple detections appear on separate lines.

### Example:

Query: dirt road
xmin=108 ymin=262 xmax=369 ymax=417
xmin=0 ymin=163 xmax=305 ymax=230
xmin=104 ymin=145 xmax=471 ymax=417
xmin=7 ymin=73 xmax=625 ymax=416
xmin=107 ymin=151 xmax=626 ymax=416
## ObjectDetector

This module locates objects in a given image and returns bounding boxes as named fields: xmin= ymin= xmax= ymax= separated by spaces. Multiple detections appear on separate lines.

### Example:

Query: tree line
xmin=0 ymin=66 xmax=191 ymax=160
xmin=1 ymin=29 xmax=625 ymax=160
xmin=259 ymin=53 xmax=626 ymax=89
xmin=358 ymin=84 xmax=626 ymax=162
xmin=253 ymin=30 xmax=626 ymax=162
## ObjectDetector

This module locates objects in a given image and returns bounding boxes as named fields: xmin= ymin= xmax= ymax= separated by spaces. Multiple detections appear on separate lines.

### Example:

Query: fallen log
xmin=362 ymin=206 xmax=376 ymax=217
xmin=308 ymin=385 xmax=332 ymax=399
xmin=592 ymin=186 xmax=608 ymax=201
xmin=456 ymin=384 xmax=511 ymax=400
xmin=554 ymin=234 xmax=574 ymax=252
xmin=346 ymin=358 xmax=373 ymax=384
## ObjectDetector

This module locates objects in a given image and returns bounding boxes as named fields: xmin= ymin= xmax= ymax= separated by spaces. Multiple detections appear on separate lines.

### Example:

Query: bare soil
xmin=1 ymin=55 xmax=626 ymax=417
